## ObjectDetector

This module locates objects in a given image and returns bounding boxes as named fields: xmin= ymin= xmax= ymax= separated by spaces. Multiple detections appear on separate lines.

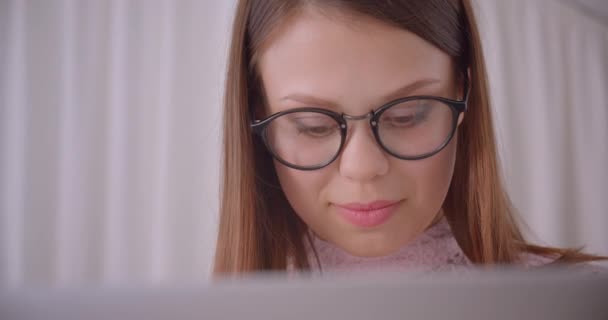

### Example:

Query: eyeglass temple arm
xmin=462 ymin=70 xmax=471 ymax=111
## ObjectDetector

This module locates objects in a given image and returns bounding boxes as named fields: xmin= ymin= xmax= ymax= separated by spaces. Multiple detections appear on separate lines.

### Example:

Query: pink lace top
xmin=301 ymin=216 xmax=557 ymax=274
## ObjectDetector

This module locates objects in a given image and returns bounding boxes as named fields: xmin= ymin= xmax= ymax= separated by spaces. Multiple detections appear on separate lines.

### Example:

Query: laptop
xmin=1 ymin=267 xmax=607 ymax=320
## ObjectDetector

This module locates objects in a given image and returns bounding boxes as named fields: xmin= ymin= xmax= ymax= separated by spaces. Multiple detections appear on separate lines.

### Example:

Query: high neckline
xmin=306 ymin=217 xmax=472 ymax=274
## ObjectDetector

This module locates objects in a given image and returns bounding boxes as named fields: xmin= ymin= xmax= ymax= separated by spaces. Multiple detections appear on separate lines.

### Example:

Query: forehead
xmin=257 ymin=7 xmax=455 ymax=112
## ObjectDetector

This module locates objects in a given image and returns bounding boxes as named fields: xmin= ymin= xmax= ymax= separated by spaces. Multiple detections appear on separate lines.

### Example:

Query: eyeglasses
xmin=251 ymin=83 xmax=469 ymax=171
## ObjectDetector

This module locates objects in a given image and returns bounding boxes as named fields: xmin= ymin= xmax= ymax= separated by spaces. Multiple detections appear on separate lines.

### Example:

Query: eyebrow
xmin=280 ymin=78 xmax=441 ymax=108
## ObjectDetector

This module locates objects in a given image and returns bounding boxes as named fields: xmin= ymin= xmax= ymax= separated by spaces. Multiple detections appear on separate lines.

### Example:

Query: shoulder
xmin=519 ymin=252 xmax=556 ymax=267
xmin=520 ymin=252 xmax=608 ymax=275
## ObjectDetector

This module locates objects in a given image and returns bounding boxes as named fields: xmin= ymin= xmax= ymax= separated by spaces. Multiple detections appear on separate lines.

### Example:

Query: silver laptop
xmin=1 ymin=268 xmax=607 ymax=320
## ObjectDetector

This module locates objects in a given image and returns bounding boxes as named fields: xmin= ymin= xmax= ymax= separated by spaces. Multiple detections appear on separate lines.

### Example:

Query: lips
xmin=334 ymin=200 xmax=401 ymax=228
xmin=336 ymin=200 xmax=401 ymax=211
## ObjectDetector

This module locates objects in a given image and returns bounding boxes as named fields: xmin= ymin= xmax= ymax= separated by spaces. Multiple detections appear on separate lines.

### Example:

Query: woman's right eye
xmin=283 ymin=113 xmax=339 ymax=138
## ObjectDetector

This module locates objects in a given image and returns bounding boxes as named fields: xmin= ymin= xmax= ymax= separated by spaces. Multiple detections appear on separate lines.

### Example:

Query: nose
xmin=338 ymin=119 xmax=389 ymax=181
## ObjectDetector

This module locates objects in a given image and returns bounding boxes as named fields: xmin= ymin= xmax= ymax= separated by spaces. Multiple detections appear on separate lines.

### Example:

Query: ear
xmin=460 ymin=67 xmax=471 ymax=101
xmin=250 ymin=102 xmax=264 ymax=121
xmin=456 ymin=68 xmax=471 ymax=126
xmin=250 ymin=77 xmax=271 ymax=121
xmin=251 ymin=99 xmax=272 ymax=122
xmin=457 ymin=111 xmax=465 ymax=126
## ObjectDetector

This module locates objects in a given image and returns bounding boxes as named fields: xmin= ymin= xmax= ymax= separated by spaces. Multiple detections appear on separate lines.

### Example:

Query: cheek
xmin=274 ymin=160 xmax=330 ymax=218
xmin=405 ymin=135 xmax=458 ymax=209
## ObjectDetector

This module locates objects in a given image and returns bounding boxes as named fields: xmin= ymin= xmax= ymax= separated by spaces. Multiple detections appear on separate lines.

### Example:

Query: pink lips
xmin=334 ymin=200 xmax=401 ymax=228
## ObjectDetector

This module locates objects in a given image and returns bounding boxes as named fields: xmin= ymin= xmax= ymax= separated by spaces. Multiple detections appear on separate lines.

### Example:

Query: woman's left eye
xmin=391 ymin=114 xmax=416 ymax=124
xmin=382 ymin=106 xmax=430 ymax=127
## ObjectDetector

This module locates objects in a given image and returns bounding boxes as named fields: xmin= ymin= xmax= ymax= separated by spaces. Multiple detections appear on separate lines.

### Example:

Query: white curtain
xmin=1 ymin=0 xmax=233 ymax=287
xmin=476 ymin=0 xmax=608 ymax=258
xmin=1 ymin=0 xmax=606 ymax=287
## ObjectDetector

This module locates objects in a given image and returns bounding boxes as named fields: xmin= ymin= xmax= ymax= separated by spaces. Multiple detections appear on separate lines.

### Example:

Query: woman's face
xmin=257 ymin=7 xmax=463 ymax=257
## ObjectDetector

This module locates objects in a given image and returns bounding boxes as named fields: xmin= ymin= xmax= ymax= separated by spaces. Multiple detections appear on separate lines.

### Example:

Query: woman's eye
xmin=382 ymin=112 xmax=425 ymax=128
xmin=296 ymin=124 xmax=335 ymax=137
xmin=287 ymin=114 xmax=338 ymax=138
xmin=390 ymin=114 xmax=416 ymax=125
xmin=382 ymin=103 xmax=431 ymax=128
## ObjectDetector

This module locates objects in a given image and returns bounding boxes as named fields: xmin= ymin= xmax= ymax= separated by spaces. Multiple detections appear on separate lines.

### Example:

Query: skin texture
xmin=257 ymin=6 xmax=464 ymax=257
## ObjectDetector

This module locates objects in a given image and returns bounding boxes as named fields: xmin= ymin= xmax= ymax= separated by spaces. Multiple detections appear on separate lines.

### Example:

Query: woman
xmin=213 ymin=0 xmax=605 ymax=274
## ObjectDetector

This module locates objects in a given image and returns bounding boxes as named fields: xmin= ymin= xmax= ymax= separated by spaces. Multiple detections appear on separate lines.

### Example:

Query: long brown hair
xmin=213 ymin=0 xmax=605 ymax=274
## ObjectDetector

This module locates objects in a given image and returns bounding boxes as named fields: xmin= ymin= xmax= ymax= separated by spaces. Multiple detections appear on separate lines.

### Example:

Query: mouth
xmin=333 ymin=200 xmax=402 ymax=228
